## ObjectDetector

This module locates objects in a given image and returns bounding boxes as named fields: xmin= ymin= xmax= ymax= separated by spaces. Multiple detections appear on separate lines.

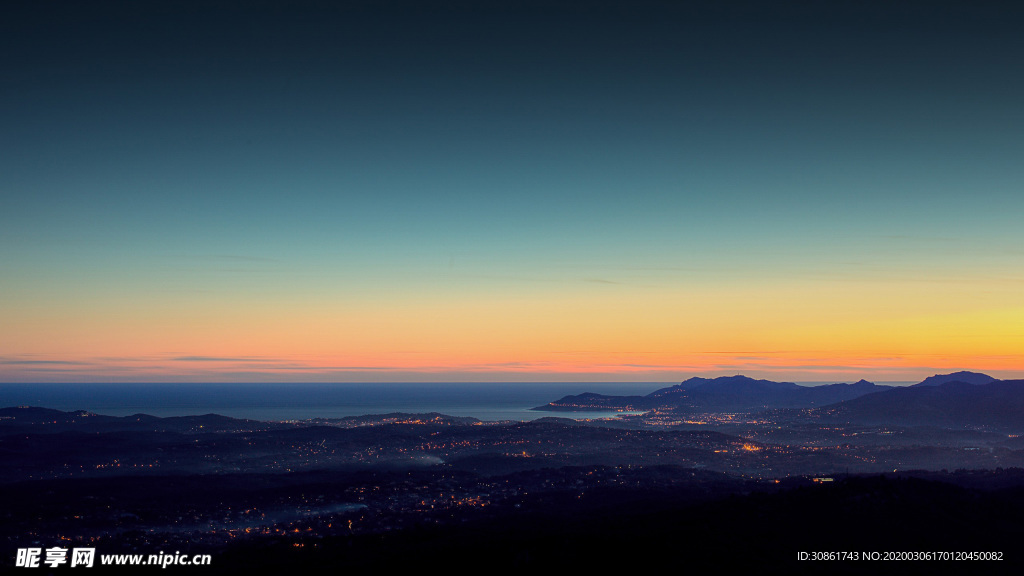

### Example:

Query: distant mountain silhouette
xmin=0 ymin=406 xmax=280 ymax=434
xmin=649 ymin=375 xmax=801 ymax=397
xmin=534 ymin=375 xmax=892 ymax=413
xmin=912 ymin=371 xmax=997 ymax=387
xmin=0 ymin=408 xmax=483 ymax=435
xmin=818 ymin=378 xmax=1024 ymax=430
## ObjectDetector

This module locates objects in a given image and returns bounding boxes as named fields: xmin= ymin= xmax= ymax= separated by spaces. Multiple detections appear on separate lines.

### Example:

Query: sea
xmin=0 ymin=382 xmax=667 ymax=422
xmin=0 ymin=381 xmax=915 ymax=423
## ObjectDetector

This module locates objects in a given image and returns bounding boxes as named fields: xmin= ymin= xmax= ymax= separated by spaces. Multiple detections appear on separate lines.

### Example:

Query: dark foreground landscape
xmin=4 ymin=372 xmax=1024 ymax=573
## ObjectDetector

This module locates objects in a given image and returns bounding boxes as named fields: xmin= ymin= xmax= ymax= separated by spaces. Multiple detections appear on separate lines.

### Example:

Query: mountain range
xmin=533 ymin=374 xmax=896 ymax=413
xmin=818 ymin=378 xmax=1024 ymax=429
xmin=535 ymin=371 xmax=1024 ymax=431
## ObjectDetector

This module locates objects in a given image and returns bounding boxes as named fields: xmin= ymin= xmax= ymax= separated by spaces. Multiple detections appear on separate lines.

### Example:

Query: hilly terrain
xmin=534 ymin=375 xmax=894 ymax=413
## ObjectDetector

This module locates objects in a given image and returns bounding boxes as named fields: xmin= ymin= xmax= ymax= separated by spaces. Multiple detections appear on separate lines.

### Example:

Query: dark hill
xmin=820 ymin=379 xmax=1024 ymax=431
xmin=912 ymin=370 xmax=997 ymax=387
xmin=534 ymin=375 xmax=892 ymax=413
xmin=0 ymin=406 xmax=281 ymax=435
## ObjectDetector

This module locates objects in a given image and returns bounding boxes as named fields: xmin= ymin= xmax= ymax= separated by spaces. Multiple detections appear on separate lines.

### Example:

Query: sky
xmin=2 ymin=1 xmax=1023 ymax=383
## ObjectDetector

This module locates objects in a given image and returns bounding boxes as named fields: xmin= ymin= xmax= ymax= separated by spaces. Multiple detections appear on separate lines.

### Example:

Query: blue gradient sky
xmin=2 ymin=1 xmax=1023 ymax=382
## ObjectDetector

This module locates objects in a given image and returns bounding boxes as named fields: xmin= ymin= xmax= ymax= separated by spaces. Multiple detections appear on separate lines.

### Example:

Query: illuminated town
xmin=4 ymin=372 xmax=1024 ymax=570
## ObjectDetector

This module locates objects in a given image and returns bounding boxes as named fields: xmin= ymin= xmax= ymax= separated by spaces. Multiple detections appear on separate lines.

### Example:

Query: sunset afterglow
xmin=3 ymin=2 xmax=1022 ymax=383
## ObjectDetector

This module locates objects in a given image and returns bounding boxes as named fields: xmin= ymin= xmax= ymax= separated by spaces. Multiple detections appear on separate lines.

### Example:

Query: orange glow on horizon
xmin=3 ymin=274 xmax=1022 ymax=382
